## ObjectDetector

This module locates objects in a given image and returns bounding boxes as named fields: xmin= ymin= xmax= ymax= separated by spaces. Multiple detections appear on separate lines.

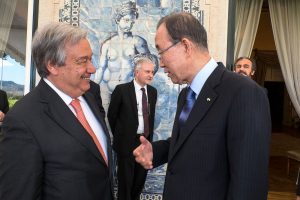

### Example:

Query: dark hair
xmin=157 ymin=12 xmax=208 ymax=50
xmin=233 ymin=56 xmax=256 ymax=71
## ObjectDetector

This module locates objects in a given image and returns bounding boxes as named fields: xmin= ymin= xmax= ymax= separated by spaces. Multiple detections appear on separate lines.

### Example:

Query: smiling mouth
xmin=81 ymin=76 xmax=90 ymax=80
xmin=165 ymin=72 xmax=171 ymax=77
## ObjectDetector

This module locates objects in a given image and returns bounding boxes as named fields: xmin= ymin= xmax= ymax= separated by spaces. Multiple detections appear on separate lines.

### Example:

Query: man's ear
xmin=181 ymin=38 xmax=192 ymax=55
xmin=46 ymin=61 xmax=59 ymax=75
xmin=251 ymin=70 xmax=255 ymax=76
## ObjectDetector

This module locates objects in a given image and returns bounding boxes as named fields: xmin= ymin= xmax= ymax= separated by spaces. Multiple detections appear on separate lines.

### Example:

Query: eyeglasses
xmin=157 ymin=40 xmax=180 ymax=59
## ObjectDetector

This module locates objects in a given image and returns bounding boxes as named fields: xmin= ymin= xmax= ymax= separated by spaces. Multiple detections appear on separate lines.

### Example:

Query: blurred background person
xmin=0 ymin=89 xmax=9 ymax=123
xmin=233 ymin=56 xmax=256 ymax=79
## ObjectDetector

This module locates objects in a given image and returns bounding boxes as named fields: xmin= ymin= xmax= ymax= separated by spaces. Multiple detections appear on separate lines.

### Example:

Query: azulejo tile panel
xmin=59 ymin=0 xmax=203 ymax=198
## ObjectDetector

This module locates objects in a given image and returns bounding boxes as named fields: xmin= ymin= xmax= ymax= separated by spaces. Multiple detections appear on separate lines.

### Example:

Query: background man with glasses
xmin=134 ymin=12 xmax=271 ymax=200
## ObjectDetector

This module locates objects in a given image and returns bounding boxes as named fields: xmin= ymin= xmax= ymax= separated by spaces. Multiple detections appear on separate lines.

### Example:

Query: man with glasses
xmin=134 ymin=12 xmax=271 ymax=200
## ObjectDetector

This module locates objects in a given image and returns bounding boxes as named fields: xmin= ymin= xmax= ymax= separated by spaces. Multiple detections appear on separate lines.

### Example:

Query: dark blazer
xmin=108 ymin=81 xmax=157 ymax=156
xmin=0 ymin=89 xmax=9 ymax=114
xmin=152 ymin=63 xmax=271 ymax=200
xmin=0 ymin=80 xmax=113 ymax=200
xmin=88 ymin=80 xmax=105 ymax=118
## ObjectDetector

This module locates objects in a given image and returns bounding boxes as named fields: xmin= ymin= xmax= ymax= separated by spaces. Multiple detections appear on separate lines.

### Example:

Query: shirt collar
xmin=190 ymin=58 xmax=218 ymax=97
xmin=134 ymin=79 xmax=147 ymax=92
xmin=43 ymin=78 xmax=83 ymax=105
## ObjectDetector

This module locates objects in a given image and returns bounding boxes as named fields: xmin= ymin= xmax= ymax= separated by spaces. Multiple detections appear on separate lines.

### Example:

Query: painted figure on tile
xmin=94 ymin=1 xmax=157 ymax=95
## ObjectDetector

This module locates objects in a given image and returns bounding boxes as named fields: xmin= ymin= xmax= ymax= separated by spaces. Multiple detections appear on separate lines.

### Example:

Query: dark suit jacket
xmin=0 ymin=80 xmax=113 ymax=200
xmin=152 ymin=63 xmax=271 ymax=200
xmin=88 ymin=80 xmax=105 ymax=118
xmin=0 ymin=89 xmax=9 ymax=114
xmin=108 ymin=81 xmax=157 ymax=156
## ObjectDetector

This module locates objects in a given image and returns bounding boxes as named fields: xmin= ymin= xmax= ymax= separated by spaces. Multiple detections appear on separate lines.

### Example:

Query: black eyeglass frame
xmin=157 ymin=40 xmax=180 ymax=58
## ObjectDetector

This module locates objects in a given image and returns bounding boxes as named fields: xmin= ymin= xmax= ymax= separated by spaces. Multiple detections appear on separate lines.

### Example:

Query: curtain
xmin=269 ymin=0 xmax=300 ymax=117
xmin=253 ymin=50 xmax=280 ymax=86
xmin=234 ymin=0 xmax=263 ymax=60
xmin=0 ymin=0 xmax=18 ymax=56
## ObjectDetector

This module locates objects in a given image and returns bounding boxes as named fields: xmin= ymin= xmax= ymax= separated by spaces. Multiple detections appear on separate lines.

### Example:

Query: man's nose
xmin=88 ymin=61 xmax=96 ymax=74
xmin=159 ymin=59 xmax=165 ymax=68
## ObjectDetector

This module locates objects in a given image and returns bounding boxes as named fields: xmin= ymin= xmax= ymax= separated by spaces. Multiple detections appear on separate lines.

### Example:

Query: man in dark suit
xmin=0 ymin=89 xmax=9 ymax=122
xmin=0 ymin=22 xmax=113 ymax=200
xmin=134 ymin=12 xmax=271 ymax=200
xmin=108 ymin=54 xmax=157 ymax=200
xmin=234 ymin=57 xmax=268 ymax=95
xmin=88 ymin=80 xmax=105 ymax=118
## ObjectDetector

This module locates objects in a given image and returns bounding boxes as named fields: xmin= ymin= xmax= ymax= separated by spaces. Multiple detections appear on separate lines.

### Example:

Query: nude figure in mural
xmin=94 ymin=1 xmax=157 ymax=94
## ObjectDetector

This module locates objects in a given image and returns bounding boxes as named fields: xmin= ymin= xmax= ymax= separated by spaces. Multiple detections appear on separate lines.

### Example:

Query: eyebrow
xmin=76 ymin=55 xmax=92 ymax=60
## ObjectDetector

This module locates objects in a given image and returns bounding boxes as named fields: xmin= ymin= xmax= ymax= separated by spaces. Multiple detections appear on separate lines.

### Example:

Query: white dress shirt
xmin=44 ymin=78 xmax=108 ymax=158
xmin=134 ymin=79 xmax=148 ymax=134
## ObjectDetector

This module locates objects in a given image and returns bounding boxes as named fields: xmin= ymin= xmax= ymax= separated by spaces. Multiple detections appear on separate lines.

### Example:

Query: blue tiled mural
xmin=60 ymin=0 xmax=204 ymax=199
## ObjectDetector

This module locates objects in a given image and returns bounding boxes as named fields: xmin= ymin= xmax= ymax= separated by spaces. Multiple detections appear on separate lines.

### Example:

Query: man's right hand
xmin=133 ymin=136 xmax=153 ymax=169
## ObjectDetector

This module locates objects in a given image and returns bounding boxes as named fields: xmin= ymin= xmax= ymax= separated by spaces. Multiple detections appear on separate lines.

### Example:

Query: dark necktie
xmin=179 ymin=87 xmax=196 ymax=126
xmin=141 ymin=88 xmax=150 ymax=138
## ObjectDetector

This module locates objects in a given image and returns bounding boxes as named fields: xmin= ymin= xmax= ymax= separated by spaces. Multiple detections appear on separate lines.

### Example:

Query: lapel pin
xmin=206 ymin=98 xmax=211 ymax=102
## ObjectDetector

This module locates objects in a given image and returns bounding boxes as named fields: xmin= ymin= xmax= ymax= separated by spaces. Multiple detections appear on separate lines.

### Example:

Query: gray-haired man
xmin=108 ymin=54 xmax=157 ymax=200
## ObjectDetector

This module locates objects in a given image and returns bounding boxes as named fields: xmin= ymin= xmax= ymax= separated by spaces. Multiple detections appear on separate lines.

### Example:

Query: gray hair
xmin=133 ymin=53 xmax=158 ymax=73
xmin=31 ymin=22 xmax=87 ymax=78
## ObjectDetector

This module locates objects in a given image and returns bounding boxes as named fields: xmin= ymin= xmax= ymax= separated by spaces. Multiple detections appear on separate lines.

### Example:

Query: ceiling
xmin=5 ymin=0 xmax=28 ymax=65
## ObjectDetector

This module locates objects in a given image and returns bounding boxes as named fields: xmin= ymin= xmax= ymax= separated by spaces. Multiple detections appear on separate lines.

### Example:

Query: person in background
xmin=0 ymin=89 xmax=9 ymax=123
xmin=234 ymin=56 xmax=268 ymax=94
xmin=233 ymin=56 xmax=256 ymax=79
xmin=134 ymin=12 xmax=271 ymax=200
xmin=0 ymin=22 xmax=113 ymax=200
xmin=108 ymin=54 xmax=157 ymax=200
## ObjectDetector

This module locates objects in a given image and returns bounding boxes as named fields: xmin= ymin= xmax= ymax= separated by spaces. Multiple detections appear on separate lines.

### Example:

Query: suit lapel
xmin=83 ymin=92 xmax=112 ymax=167
xmin=169 ymin=88 xmax=186 ymax=154
xmin=128 ymin=81 xmax=138 ymax=120
xmin=39 ymin=80 xmax=108 ymax=166
xmin=169 ymin=65 xmax=225 ymax=161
